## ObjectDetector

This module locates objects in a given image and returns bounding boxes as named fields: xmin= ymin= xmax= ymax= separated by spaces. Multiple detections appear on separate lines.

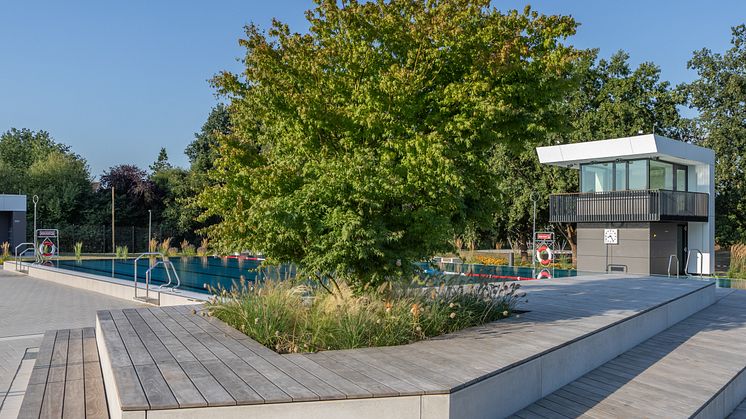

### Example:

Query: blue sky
xmin=1 ymin=1 xmax=744 ymax=177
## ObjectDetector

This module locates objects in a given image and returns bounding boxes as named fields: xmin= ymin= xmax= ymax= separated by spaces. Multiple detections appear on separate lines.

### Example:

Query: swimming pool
xmin=54 ymin=257 xmax=578 ymax=294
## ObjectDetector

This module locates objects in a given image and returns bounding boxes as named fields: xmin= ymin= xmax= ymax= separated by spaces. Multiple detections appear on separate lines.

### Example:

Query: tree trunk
xmin=565 ymin=224 xmax=577 ymax=266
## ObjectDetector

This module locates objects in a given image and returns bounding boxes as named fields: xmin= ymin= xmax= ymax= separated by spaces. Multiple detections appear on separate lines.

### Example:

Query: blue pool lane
xmin=55 ymin=257 xmax=578 ymax=294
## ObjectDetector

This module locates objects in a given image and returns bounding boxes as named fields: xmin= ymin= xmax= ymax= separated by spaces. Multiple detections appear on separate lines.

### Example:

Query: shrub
xmin=115 ymin=245 xmax=128 ymax=259
xmin=206 ymin=276 xmax=524 ymax=354
xmin=181 ymin=239 xmax=196 ymax=257
xmin=196 ymin=238 xmax=209 ymax=257
xmin=1 ymin=241 xmax=9 ymax=258
xmin=74 ymin=242 xmax=83 ymax=261
xmin=729 ymin=244 xmax=746 ymax=279
xmin=471 ymin=255 xmax=508 ymax=266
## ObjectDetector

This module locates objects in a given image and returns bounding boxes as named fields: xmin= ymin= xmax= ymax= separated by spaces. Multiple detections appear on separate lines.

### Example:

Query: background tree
xmin=681 ymin=25 xmax=746 ymax=245
xmin=0 ymin=128 xmax=92 ymax=231
xmin=200 ymin=0 xmax=584 ymax=286
xmin=97 ymin=165 xmax=157 ymax=226
xmin=150 ymin=148 xmax=172 ymax=173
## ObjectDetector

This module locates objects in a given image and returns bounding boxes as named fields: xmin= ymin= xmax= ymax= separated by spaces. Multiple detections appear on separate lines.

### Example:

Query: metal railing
xmin=685 ymin=249 xmax=703 ymax=276
xmin=668 ymin=254 xmax=680 ymax=278
xmin=549 ymin=190 xmax=709 ymax=223
xmin=14 ymin=243 xmax=35 ymax=271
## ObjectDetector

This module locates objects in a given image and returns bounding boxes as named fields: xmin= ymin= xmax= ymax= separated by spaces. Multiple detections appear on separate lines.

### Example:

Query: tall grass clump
xmin=729 ymin=244 xmax=746 ymax=279
xmin=115 ymin=245 xmax=128 ymax=259
xmin=206 ymin=275 xmax=524 ymax=354
xmin=159 ymin=237 xmax=172 ymax=255
xmin=1 ymin=241 xmax=9 ymax=262
xmin=180 ymin=239 xmax=196 ymax=257
xmin=148 ymin=238 xmax=158 ymax=253
xmin=74 ymin=242 xmax=83 ymax=261
xmin=196 ymin=238 xmax=209 ymax=257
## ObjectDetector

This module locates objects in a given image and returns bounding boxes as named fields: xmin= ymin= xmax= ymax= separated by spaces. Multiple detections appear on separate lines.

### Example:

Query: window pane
xmin=614 ymin=162 xmax=626 ymax=190
xmin=650 ymin=161 xmax=673 ymax=190
xmin=676 ymin=168 xmax=687 ymax=191
xmin=628 ymin=160 xmax=647 ymax=190
xmin=581 ymin=163 xmax=613 ymax=192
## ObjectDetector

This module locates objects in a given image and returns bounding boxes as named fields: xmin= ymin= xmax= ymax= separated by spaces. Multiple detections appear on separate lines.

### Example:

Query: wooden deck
xmin=93 ymin=275 xmax=714 ymax=413
xmin=511 ymin=290 xmax=746 ymax=418
xmin=17 ymin=328 xmax=108 ymax=419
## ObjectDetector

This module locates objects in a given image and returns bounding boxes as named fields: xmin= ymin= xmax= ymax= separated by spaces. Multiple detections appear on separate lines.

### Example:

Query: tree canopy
xmin=681 ymin=25 xmax=746 ymax=245
xmin=200 ymin=0 xmax=584 ymax=285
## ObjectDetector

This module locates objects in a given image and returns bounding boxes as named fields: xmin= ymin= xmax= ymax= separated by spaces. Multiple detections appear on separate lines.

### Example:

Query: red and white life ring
xmin=39 ymin=240 xmax=56 ymax=257
xmin=537 ymin=268 xmax=552 ymax=279
xmin=536 ymin=244 xmax=553 ymax=266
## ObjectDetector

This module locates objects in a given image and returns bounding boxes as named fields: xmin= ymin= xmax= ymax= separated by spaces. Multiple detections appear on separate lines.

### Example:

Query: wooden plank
xmin=111 ymin=366 xmax=149 ymax=411
xmin=123 ymin=309 xmax=176 ymax=364
xmin=134 ymin=363 xmax=179 ymax=410
xmin=17 ymin=383 xmax=46 ymax=419
xmin=138 ymin=309 xmax=198 ymax=363
xmin=97 ymin=318 xmax=132 ymax=368
xmin=47 ymin=329 xmax=69 ymax=383
xmin=322 ymin=350 xmax=422 ymax=396
xmin=213 ymin=337 xmax=318 ymax=402
xmin=341 ymin=349 xmax=441 ymax=393
xmin=63 ymin=377 xmax=85 ymax=418
xmin=221 ymin=357 xmax=291 ymax=403
xmin=66 ymin=328 xmax=84 ymax=381
xmin=157 ymin=361 xmax=207 ymax=408
xmin=179 ymin=360 xmax=236 ymax=407
xmin=84 ymin=377 xmax=109 ymax=419
xmin=199 ymin=359 xmax=263 ymax=405
xmin=111 ymin=314 xmax=154 ymax=366
xmin=39 ymin=381 xmax=64 ymax=419
xmin=284 ymin=354 xmax=372 ymax=398
xmin=262 ymin=355 xmax=347 ymax=401
xmin=82 ymin=328 xmax=99 ymax=363
xmin=310 ymin=352 xmax=399 ymax=397
xmin=34 ymin=330 xmax=57 ymax=367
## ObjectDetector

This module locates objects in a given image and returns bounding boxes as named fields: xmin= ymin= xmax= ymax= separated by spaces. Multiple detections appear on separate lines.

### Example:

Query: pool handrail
xmin=14 ymin=242 xmax=36 ymax=271
xmin=133 ymin=252 xmax=164 ymax=303
xmin=150 ymin=259 xmax=181 ymax=292
xmin=685 ymin=249 xmax=703 ymax=276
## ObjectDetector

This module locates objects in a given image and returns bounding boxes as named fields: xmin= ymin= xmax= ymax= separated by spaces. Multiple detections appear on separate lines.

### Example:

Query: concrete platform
xmin=92 ymin=275 xmax=715 ymax=418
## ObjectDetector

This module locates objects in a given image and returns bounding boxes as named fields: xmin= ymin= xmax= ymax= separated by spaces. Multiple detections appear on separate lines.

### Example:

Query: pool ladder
xmin=133 ymin=253 xmax=181 ymax=305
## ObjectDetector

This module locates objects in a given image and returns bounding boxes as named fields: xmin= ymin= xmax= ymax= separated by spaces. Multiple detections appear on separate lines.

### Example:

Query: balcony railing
xmin=549 ymin=190 xmax=709 ymax=223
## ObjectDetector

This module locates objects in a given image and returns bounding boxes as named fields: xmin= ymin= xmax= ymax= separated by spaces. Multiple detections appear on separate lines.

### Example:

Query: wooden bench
xmin=18 ymin=328 xmax=109 ymax=419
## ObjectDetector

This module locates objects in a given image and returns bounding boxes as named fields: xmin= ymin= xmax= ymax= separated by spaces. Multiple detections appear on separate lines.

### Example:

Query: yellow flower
xmin=502 ymin=311 xmax=509 ymax=316
xmin=410 ymin=303 xmax=420 ymax=317
xmin=449 ymin=312 xmax=456 ymax=319
xmin=449 ymin=302 xmax=455 ymax=308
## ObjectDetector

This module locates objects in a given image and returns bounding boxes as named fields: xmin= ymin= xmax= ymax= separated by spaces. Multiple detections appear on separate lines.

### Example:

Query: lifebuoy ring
xmin=537 ymin=268 xmax=552 ymax=279
xmin=536 ymin=244 xmax=553 ymax=266
xmin=39 ymin=240 xmax=56 ymax=257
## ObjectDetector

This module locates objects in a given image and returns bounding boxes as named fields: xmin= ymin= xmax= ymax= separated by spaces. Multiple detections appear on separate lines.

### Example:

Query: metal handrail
xmin=133 ymin=252 xmax=163 ymax=302
xmin=685 ymin=249 xmax=703 ymax=276
xmin=149 ymin=260 xmax=181 ymax=292
xmin=668 ymin=255 xmax=680 ymax=278
xmin=14 ymin=242 xmax=35 ymax=270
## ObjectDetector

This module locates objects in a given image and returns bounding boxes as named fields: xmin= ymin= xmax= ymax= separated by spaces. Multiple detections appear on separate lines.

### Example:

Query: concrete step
xmin=511 ymin=290 xmax=746 ymax=419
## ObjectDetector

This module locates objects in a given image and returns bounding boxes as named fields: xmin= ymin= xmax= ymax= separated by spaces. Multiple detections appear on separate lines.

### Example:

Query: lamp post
xmin=148 ymin=210 xmax=152 ymax=249
xmin=530 ymin=190 xmax=539 ymax=279
xmin=32 ymin=195 xmax=39 ymax=250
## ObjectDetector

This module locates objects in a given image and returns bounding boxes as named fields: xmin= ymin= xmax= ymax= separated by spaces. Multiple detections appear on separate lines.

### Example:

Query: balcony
xmin=549 ymin=190 xmax=709 ymax=223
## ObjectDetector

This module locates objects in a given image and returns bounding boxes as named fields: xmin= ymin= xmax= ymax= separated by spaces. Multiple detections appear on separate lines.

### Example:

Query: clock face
xmin=604 ymin=229 xmax=618 ymax=244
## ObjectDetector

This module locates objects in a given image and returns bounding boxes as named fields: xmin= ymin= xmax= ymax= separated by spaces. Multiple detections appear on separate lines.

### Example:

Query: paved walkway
xmin=0 ymin=268 xmax=142 ymax=418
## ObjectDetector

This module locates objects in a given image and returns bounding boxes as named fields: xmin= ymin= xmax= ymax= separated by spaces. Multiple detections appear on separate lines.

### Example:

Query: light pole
xmin=530 ymin=190 xmax=539 ymax=279
xmin=148 ymin=210 xmax=152 ymax=250
xmin=32 ymin=195 xmax=39 ymax=250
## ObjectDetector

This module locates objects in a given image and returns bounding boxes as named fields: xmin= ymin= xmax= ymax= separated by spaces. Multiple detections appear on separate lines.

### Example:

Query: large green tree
xmin=681 ymin=25 xmax=746 ymax=245
xmin=200 ymin=0 xmax=583 ymax=286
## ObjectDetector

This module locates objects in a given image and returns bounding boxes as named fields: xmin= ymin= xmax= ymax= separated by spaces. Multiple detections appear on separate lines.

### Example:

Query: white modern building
xmin=536 ymin=134 xmax=715 ymax=275
xmin=0 ymin=194 xmax=27 ymax=249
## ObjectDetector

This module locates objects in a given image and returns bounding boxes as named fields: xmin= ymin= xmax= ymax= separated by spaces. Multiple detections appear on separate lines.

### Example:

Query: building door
xmin=677 ymin=224 xmax=687 ymax=274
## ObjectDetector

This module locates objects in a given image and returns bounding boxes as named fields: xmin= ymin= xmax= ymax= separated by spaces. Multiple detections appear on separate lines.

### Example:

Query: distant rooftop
xmin=536 ymin=134 xmax=715 ymax=169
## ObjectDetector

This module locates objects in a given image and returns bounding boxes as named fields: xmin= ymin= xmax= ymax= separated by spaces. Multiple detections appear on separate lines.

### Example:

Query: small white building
xmin=536 ymin=134 xmax=715 ymax=275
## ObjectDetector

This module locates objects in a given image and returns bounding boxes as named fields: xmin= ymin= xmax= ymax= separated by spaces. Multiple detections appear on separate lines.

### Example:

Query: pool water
xmin=55 ymin=257 xmax=578 ymax=294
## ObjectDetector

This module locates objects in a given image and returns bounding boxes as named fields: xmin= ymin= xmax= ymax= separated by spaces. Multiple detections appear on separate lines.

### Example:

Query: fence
xmin=56 ymin=225 xmax=184 ymax=254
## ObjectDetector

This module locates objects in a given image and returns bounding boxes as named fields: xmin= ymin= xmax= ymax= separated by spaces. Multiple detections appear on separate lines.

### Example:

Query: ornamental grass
xmin=205 ymin=276 xmax=524 ymax=354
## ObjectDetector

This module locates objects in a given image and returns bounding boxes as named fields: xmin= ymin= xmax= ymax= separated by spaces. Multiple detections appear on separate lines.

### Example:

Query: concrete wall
xmin=576 ymin=223 xmax=651 ymax=274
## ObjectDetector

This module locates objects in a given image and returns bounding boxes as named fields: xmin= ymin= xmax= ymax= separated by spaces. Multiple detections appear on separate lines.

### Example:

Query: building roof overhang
xmin=536 ymin=134 xmax=715 ymax=169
